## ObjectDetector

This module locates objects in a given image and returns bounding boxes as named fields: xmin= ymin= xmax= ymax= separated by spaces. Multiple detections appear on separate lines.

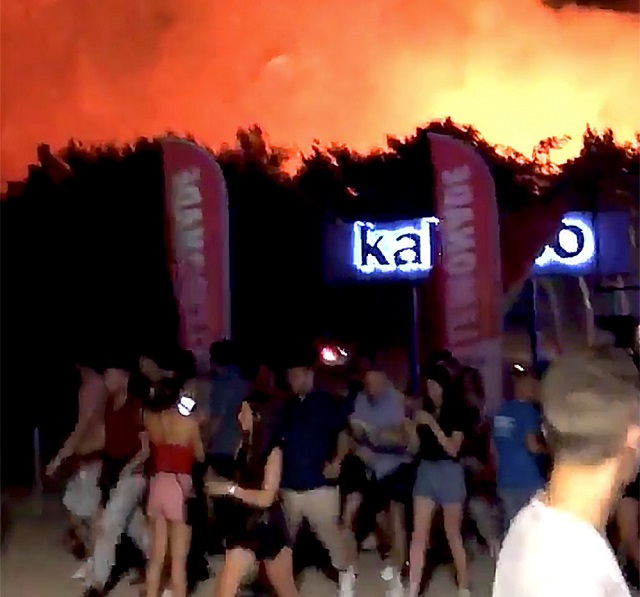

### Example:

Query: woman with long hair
xmin=144 ymin=378 xmax=204 ymax=597
xmin=408 ymin=366 xmax=472 ymax=597
xmin=206 ymin=400 xmax=298 ymax=597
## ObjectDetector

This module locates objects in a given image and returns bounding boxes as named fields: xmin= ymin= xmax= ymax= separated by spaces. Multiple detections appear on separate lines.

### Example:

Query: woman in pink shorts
xmin=144 ymin=378 xmax=204 ymax=597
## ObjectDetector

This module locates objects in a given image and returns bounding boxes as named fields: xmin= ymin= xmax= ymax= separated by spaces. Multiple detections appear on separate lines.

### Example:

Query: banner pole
xmin=32 ymin=427 xmax=43 ymax=516
xmin=527 ymin=278 xmax=540 ymax=375
xmin=409 ymin=285 xmax=420 ymax=395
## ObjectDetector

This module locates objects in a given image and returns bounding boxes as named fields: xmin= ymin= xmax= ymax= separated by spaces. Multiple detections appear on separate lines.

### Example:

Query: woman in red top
xmin=144 ymin=378 xmax=204 ymax=597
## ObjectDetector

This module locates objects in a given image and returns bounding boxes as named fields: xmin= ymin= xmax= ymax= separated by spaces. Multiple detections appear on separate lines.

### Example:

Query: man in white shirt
xmin=493 ymin=345 xmax=640 ymax=597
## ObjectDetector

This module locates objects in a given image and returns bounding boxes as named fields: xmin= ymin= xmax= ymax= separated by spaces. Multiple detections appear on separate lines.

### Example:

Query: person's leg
xmin=408 ymin=496 xmax=436 ymax=597
xmin=354 ymin=478 xmax=384 ymax=552
xmin=168 ymin=520 xmax=191 ymax=597
xmin=305 ymin=487 xmax=356 ymax=571
xmin=443 ymin=503 xmax=469 ymax=591
xmin=617 ymin=496 xmax=640 ymax=571
xmin=281 ymin=490 xmax=304 ymax=546
xmin=305 ymin=487 xmax=357 ymax=596
xmin=264 ymin=547 xmax=300 ymax=597
xmin=389 ymin=501 xmax=407 ymax=569
xmin=499 ymin=488 xmax=533 ymax=536
xmin=208 ymin=454 xmax=237 ymax=554
xmin=145 ymin=516 xmax=168 ymax=597
xmin=214 ymin=548 xmax=256 ymax=597
xmin=467 ymin=495 xmax=500 ymax=557
xmin=186 ymin=460 xmax=209 ymax=590
xmin=341 ymin=492 xmax=362 ymax=539
xmin=90 ymin=473 xmax=147 ymax=589
xmin=341 ymin=492 xmax=362 ymax=553
xmin=63 ymin=468 xmax=92 ymax=558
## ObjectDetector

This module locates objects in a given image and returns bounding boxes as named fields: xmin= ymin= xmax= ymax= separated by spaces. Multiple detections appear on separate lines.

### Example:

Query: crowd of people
xmin=45 ymin=339 xmax=639 ymax=597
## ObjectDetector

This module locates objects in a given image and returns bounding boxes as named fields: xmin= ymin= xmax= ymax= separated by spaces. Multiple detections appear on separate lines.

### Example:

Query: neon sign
xmin=352 ymin=217 xmax=437 ymax=276
xmin=533 ymin=213 xmax=596 ymax=273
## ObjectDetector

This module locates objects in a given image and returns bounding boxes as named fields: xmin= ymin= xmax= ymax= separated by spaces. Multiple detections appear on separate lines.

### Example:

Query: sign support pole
xmin=526 ymin=278 xmax=540 ymax=375
xmin=409 ymin=284 xmax=420 ymax=395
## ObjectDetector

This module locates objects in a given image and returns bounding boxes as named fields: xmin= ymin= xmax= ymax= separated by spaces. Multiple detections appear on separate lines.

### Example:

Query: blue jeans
xmin=498 ymin=488 xmax=537 ymax=535
xmin=90 ymin=472 xmax=148 ymax=587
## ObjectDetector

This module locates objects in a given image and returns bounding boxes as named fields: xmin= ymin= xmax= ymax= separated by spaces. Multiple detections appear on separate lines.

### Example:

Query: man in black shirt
xmin=277 ymin=354 xmax=358 ymax=597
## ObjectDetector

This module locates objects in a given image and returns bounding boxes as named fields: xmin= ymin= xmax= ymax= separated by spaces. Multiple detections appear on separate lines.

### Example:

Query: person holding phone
xmin=143 ymin=377 xmax=204 ymax=597
xmin=206 ymin=400 xmax=298 ymax=597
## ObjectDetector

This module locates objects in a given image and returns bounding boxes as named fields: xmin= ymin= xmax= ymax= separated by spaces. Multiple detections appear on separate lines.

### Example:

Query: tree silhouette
xmin=1 ymin=121 xmax=637 ymax=485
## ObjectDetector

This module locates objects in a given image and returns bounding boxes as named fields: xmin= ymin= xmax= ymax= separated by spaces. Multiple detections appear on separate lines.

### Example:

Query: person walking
xmin=205 ymin=340 xmax=252 ymax=554
xmin=83 ymin=362 xmax=151 ymax=597
xmin=144 ymin=376 xmax=204 ymax=597
xmin=206 ymin=400 xmax=299 ymax=597
xmin=408 ymin=365 xmax=472 ymax=597
xmin=492 ymin=364 xmax=546 ymax=533
xmin=493 ymin=345 xmax=640 ymax=596
xmin=341 ymin=366 xmax=415 ymax=597
xmin=46 ymin=358 xmax=107 ymax=576
xmin=277 ymin=352 xmax=358 ymax=597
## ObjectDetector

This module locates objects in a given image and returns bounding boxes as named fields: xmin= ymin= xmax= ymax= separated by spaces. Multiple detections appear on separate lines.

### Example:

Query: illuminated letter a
xmin=394 ymin=232 xmax=420 ymax=266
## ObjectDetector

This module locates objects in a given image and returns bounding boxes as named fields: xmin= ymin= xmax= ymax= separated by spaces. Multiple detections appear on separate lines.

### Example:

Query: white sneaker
xmin=339 ymin=566 xmax=357 ymax=597
xmin=458 ymin=588 xmax=472 ymax=597
xmin=72 ymin=558 xmax=92 ymax=581
xmin=161 ymin=590 xmax=174 ymax=597
xmin=380 ymin=565 xmax=405 ymax=597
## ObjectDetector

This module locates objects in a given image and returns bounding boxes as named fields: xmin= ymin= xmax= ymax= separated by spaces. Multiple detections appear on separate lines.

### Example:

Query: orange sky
xmin=1 ymin=0 xmax=639 ymax=184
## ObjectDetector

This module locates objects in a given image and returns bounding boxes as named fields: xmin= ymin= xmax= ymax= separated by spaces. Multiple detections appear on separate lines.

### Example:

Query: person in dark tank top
xmin=83 ymin=361 xmax=152 ymax=597
xmin=205 ymin=399 xmax=299 ymax=597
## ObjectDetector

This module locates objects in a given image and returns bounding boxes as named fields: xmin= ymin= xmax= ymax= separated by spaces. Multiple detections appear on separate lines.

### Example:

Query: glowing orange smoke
xmin=1 ymin=0 xmax=638 ymax=184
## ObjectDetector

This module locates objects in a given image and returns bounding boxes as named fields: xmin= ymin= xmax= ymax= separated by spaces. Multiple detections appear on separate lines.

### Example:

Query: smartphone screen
xmin=178 ymin=395 xmax=196 ymax=416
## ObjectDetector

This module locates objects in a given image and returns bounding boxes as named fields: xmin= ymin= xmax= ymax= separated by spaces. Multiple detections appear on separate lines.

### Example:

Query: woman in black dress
xmin=206 ymin=400 xmax=298 ymax=597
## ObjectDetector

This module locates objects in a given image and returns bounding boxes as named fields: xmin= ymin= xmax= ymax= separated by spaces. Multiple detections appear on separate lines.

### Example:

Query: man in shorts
xmin=342 ymin=366 xmax=415 ymax=597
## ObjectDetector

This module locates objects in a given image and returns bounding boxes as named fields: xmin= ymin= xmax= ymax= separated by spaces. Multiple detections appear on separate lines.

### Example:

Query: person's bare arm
xmin=324 ymin=430 xmax=352 ymax=478
xmin=208 ymin=448 xmax=282 ymax=508
xmin=47 ymin=392 xmax=106 ymax=475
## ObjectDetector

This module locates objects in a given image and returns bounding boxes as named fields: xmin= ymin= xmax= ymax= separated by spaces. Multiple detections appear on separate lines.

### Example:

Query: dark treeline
xmin=1 ymin=119 xmax=638 ymax=485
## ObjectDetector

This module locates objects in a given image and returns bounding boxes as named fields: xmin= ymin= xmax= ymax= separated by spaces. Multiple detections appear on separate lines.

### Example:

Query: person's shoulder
xmin=389 ymin=388 xmax=406 ymax=407
xmin=310 ymin=389 xmax=338 ymax=405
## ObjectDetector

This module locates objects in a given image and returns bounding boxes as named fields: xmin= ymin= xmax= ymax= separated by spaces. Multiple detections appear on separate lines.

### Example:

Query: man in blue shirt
xmin=277 ymin=353 xmax=358 ymax=597
xmin=342 ymin=367 xmax=415 ymax=597
xmin=206 ymin=340 xmax=251 ymax=474
xmin=492 ymin=365 xmax=546 ymax=533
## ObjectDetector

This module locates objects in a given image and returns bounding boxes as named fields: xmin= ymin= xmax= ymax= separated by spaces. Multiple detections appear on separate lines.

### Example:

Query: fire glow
xmin=1 ymin=0 xmax=638 ymax=184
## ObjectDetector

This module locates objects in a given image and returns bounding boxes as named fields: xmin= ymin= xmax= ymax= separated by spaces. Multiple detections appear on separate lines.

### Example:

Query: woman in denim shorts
xmin=407 ymin=366 xmax=472 ymax=597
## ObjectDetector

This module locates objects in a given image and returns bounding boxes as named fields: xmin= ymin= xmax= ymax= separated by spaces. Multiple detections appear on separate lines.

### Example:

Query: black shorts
xmin=340 ymin=456 xmax=415 ymax=545
xmin=340 ymin=455 xmax=415 ymax=505
xmin=225 ymin=501 xmax=291 ymax=561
